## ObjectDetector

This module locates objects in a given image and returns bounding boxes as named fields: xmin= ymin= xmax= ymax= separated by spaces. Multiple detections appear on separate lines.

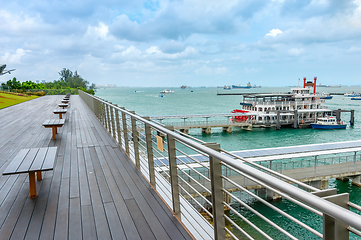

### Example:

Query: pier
xmin=149 ymin=108 xmax=355 ymax=133
xmin=2 ymin=92 xmax=361 ymax=239
xmin=0 ymin=95 xmax=193 ymax=239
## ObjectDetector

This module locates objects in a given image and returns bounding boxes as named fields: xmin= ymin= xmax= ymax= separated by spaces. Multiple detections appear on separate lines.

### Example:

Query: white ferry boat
xmin=231 ymin=78 xmax=333 ymax=127
xmin=160 ymin=89 xmax=174 ymax=93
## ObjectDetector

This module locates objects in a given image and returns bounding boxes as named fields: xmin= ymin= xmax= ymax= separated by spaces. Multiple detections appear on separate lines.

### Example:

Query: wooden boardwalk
xmin=0 ymin=95 xmax=193 ymax=240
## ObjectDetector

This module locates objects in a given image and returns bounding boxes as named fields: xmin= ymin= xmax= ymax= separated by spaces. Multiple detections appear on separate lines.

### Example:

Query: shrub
xmin=34 ymin=91 xmax=46 ymax=96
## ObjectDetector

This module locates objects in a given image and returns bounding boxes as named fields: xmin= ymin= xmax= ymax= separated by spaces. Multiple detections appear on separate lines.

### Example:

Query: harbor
xmin=151 ymin=79 xmax=356 ymax=133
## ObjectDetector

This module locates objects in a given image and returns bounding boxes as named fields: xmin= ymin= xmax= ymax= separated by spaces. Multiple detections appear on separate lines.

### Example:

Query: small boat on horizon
xmin=310 ymin=116 xmax=346 ymax=129
xmin=351 ymin=97 xmax=361 ymax=100
xmin=160 ymin=89 xmax=174 ymax=93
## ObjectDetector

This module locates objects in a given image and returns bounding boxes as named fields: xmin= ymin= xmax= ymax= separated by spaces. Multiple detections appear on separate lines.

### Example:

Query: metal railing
xmin=79 ymin=91 xmax=361 ymax=240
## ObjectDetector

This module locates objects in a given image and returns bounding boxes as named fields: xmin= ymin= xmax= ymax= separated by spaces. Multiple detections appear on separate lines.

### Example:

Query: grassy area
xmin=0 ymin=92 xmax=39 ymax=109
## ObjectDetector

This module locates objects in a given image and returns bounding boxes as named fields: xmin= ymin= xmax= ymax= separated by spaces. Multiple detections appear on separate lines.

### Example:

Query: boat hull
xmin=310 ymin=123 xmax=346 ymax=129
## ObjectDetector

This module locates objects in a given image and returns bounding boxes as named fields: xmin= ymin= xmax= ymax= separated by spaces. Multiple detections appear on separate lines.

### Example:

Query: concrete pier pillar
xmin=266 ymin=189 xmax=282 ymax=201
xmin=276 ymin=111 xmax=280 ymax=130
xmin=180 ymin=128 xmax=189 ymax=134
xmin=350 ymin=175 xmax=361 ymax=187
xmin=309 ymin=180 xmax=321 ymax=189
xmin=350 ymin=110 xmax=355 ymax=125
xmin=255 ymin=188 xmax=267 ymax=199
xmin=293 ymin=110 xmax=298 ymax=129
xmin=308 ymin=180 xmax=328 ymax=189
xmin=202 ymin=127 xmax=211 ymax=134
xmin=222 ymin=126 xmax=232 ymax=133
xmin=223 ymin=192 xmax=232 ymax=204
xmin=320 ymin=180 xmax=329 ymax=189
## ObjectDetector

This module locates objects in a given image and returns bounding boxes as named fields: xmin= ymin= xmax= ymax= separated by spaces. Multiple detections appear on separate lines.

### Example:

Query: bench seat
xmin=43 ymin=119 xmax=65 ymax=140
xmin=58 ymin=103 xmax=68 ymax=109
xmin=53 ymin=108 xmax=67 ymax=119
xmin=3 ymin=147 xmax=57 ymax=198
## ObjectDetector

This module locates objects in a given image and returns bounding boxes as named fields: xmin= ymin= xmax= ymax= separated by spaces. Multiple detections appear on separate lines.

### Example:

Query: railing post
xmin=109 ymin=104 xmax=116 ymax=140
xmin=100 ymin=102 xmax=105 ymax=125
xmin=114 ymin=105 xmax=122 ymax=145
xmin=106 ymin=103 xmax=111 ymax=133
xmin=204 ymin=142 xmax=226 ymax=240
xmin=165 ymin=125 xmax=181 ymax=219
xmin=121 ymin=107 xmax=130 ymax=156
xmin=323 ymin=193 xmax=349 ymax=240
xmin=130 ymin=111 xmax=140 ymax=169
xmin=144 ymin=117 xmax=156 ymax=188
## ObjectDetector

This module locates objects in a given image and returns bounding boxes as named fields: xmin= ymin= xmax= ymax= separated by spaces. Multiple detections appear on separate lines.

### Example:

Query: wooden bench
xmin=53 ymin=108 xmax=67 ymax=119
xmin=43 ymin=119 xmax=65 ymax=140
xmin=58 ymin=103 xmax=68 ymax=109
xmin=61 ymin=99 xmax=69 ymax=103
xmin=2 ymin=147 xmax=57 ymax=198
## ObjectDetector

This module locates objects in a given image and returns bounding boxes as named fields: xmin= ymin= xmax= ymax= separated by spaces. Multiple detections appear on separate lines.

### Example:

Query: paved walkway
xmin=0 ymin=95 xmax=193 ymax=240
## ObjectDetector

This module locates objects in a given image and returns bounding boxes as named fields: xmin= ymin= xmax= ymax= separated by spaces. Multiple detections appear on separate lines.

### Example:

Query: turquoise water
xmin=96 ymin=86 xmax=361 ymax=239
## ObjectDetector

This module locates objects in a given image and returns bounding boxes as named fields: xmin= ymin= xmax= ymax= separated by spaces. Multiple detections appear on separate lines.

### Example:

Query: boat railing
xmin=79 ymin=90 xmax=361 ymax=240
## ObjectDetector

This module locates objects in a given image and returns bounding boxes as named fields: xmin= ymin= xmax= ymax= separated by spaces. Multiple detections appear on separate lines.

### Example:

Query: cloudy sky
xmin=1 ymin=0 xmax=361 ymax=87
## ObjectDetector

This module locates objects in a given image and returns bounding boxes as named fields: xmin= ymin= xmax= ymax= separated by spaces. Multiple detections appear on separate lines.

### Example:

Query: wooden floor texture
xmin=0 ymin=95 xmax=193 ymax=240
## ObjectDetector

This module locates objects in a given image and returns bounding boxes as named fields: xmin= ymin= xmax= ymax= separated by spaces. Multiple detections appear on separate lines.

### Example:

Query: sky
xmin=1 ymin=0 xmax=361 ymax=87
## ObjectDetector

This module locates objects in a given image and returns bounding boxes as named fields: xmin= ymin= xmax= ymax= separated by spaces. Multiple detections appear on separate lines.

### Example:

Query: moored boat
xmin=351 ymin=97 xmax=361 ymax=100
xmin=310 ymin=116 xmax=346 ymax=129
xmin=319 ymin=93 xmax=333 ymax=99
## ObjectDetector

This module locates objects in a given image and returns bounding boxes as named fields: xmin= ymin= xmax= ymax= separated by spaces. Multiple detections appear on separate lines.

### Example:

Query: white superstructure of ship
xmin=232 ymin=77 xmax=332 ymax=127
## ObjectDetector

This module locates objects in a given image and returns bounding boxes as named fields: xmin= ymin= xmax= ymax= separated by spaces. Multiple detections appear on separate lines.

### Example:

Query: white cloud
xmin=146 ymin=46 xmax=162 ymax=55
xmin=0 ymin=48 xmax=29 ymax=64
xmin=266 ymin=29 xmax=283 ymax=37
xmin=288 ymin=48 xmax=305 ymax=56
xmin=85 ymin=22 xmax=108 ymax=40
xmin=347 ymin=46 xmax=361 ymax=53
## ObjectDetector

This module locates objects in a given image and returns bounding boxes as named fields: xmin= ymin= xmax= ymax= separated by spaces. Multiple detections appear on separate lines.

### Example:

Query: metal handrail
xmin=79 ymin=91 xmax=361 ymax=238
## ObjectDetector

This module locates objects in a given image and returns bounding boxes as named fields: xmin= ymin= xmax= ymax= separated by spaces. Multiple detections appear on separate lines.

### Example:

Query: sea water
xmin=96 ymin=86 xmax=361 ymax=239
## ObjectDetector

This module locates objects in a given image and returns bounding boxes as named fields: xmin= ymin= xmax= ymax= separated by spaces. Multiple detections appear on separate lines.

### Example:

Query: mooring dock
xmin=0 ymin=95 xmax=193 ymax=239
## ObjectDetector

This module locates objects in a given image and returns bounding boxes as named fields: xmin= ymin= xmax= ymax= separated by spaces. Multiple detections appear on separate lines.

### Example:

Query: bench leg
xmin=59 ymin=113 xmax=63 ymax=119
xmin=37 ymin=171 xmax=42 ymax=181
xmin=29 ymin=172 xmax=37 ymax=198
xmin=51 ymin=126 xmax=56 ymax=140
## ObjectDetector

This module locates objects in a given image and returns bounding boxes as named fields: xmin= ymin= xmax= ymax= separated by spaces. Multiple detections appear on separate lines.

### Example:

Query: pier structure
xmin=149 ymin=108 xmax=355 ymax=133
xmin=156 ymin=140 xmax=361 ymax=202
xmin=78 ymin=91 xmax=361 ymax=239
xmin=150 ymin=113 xmax=253 ymax=134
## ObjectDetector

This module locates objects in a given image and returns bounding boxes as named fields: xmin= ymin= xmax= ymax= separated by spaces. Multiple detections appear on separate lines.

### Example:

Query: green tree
xmin=58 ymin=68 xmax=73 ymax=82
xmin=6 ymin=77 xmax=21 ymax=90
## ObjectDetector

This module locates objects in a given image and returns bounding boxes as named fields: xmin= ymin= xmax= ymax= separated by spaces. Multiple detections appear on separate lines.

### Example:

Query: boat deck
xmin=0 ymin=95 xmax=193 ymax=240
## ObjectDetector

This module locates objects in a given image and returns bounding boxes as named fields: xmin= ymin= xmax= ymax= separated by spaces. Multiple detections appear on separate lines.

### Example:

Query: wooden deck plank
xmin=0 ymin=95 xmax=194 ymax=240
xmin=53 ymin=176 xmax=69 ymax=240
xmin=81 ymin=205 xmax=97 ymax=240
xmin=125 ymin=198 xmax=157 ymax=240
xmin=88 ymin=146 xmax=113 ymax=203
xmin=68 ymin=198 xmax=82 ymax=240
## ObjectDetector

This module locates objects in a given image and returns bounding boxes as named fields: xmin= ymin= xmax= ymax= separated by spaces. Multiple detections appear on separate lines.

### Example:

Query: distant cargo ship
xmin=232 ymin=82 xmax=252 ymax=89
xmin=232 ymin=82 xmax=261 ymax=89
xmin=317 ymin=84 xmax=341 ymax=87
